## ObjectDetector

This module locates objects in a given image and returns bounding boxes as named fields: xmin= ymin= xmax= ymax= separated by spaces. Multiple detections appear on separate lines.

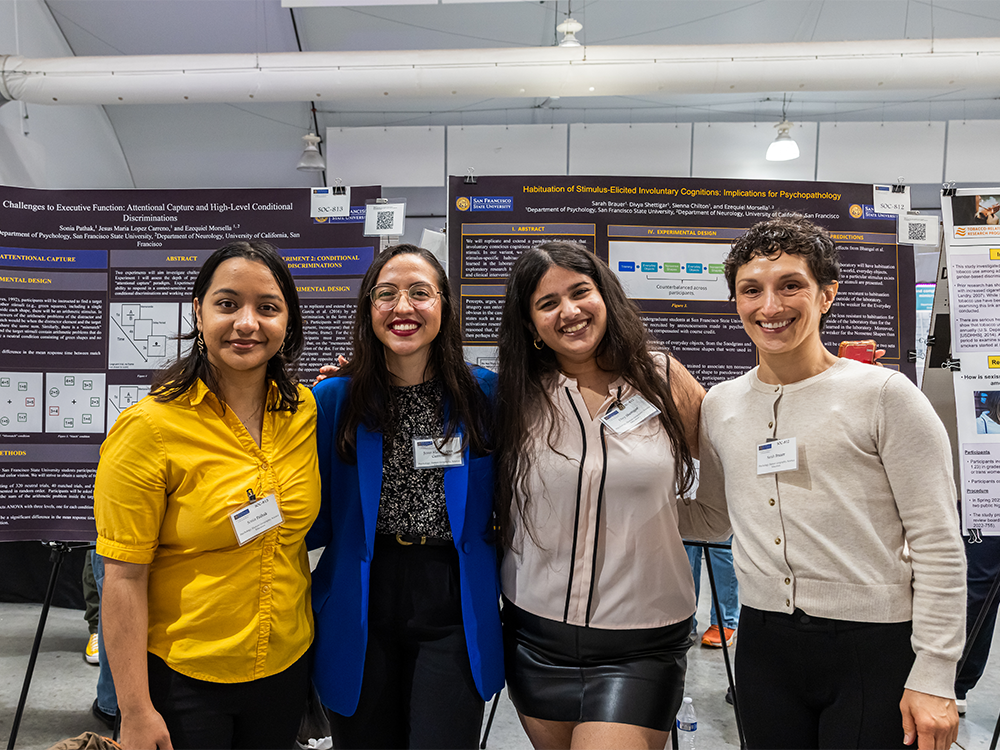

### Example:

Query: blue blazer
xmin=307 ymin=367 xmax=504 ymax=716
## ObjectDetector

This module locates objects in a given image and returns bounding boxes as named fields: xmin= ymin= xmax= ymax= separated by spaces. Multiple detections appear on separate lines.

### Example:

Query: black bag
xmin=296 ymin=682 xmax=332 ymax=748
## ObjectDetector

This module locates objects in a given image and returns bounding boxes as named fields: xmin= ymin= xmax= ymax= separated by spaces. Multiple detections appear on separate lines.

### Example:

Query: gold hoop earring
xmin=196 ymin=331 xmax=206 ymax=355
xmin=278 ymin=339 xmax=286 ymax=356
xmin=533 ymin=338 xmax=543 ymax=350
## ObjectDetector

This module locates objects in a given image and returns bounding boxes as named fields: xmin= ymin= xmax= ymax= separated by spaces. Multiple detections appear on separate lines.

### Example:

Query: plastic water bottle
xmin=676 ymin=696 xmax=697 ymax=749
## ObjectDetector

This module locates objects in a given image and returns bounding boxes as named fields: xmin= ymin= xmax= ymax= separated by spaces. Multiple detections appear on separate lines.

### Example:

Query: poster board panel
xmin=448 ymin=174 xmax=916 ymax=391
xmin=941 ymin=188 xmax=1000 ymax=534
xmin=0 ymin=185 xmax=379 ymax=542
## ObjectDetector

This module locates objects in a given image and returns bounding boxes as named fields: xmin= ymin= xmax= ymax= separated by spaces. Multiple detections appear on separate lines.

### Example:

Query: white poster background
xmin=942 ymin=188 xmax=1000 ymax=534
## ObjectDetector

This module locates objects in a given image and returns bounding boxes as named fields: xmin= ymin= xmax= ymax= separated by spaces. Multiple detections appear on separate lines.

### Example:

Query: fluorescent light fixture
xmin=766 ymin=120 xmax=799 ymax=161
xmin=296 ymin=132 xmax=325 ymax=171
xmin=557 ymin=18 xmax=582 ymax=47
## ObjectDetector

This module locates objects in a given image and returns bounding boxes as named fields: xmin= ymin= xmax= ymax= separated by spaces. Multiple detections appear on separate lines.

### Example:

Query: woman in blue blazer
xmin=308 ymin=244 xmax=503 ymax=749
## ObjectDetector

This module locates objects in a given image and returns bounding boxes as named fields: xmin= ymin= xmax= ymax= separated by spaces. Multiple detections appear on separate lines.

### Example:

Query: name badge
xmin=230 ymin=493 xmax=283 ymax=546
xmin=757 ymin=437 xmax=798 ymax=475
xmin=412 ymin=436 xmax=464 ymax=469
xmin=600 ymin=395 xmax=661 ymax=435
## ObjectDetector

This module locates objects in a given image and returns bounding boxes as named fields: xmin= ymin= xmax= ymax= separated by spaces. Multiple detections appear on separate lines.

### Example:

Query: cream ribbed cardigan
xmin=687 ymin=357 xmax=966 ymax=699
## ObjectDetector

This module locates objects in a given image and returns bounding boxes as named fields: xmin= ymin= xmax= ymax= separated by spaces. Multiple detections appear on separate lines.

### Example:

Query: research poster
xmin=0 ymin=184 xmax=378 ymax=542
xmin=448 ymin=175 xmax=916 ymax=388
xmin=942 ymin=189 xmax=1000 ymax=534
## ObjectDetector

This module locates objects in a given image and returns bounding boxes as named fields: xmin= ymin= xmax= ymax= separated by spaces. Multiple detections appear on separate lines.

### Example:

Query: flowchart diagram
xmin=107 ymin=384 xmax=151 ymax=428
xmin=44 ymin=373 xmax=106 ymax=433
xmin=0 ymin=373 xmax=44 ymax=433
xmin=609 ymin=241 xmax=730 ymax=301
xmin=108 ymin=302 xmax=180 ymax=370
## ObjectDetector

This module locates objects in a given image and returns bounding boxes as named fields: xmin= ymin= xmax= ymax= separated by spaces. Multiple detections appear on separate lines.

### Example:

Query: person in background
xmin=82 ymin=552 xmax=100 ymax=665
xmin=955 ymin=534 xmax=1000 ymax=716
xmin=495 ymin=241 xmax=730 ymax=750
xmin=309 ymin=244 xmax=503 ymax=749
xmin=685 ymin=539 xmax=739 ymax=649
xmin=965 ymin=386 xmax=999 ymax=715
xmin=695 ymin=214 xmax=966 ymax=749
xmin=89 ymin=550 xmax=119 ymax=730
xmin=95 ymin=241 xmax=319 ymax=750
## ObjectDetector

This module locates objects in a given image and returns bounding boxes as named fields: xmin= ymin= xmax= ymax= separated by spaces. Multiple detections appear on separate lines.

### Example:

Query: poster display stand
xmin=939 ymin=186 xmax=1000 ymax=750
xmin=6 ymin=541 xmax=93 ymax=750
xmin=940 ymin=188 xmax=1000 ymax=536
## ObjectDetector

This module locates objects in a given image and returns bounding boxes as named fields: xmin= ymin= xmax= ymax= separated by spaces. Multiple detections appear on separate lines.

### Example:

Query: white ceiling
xmin=15 ymin=0 xmax=1000 ymax=188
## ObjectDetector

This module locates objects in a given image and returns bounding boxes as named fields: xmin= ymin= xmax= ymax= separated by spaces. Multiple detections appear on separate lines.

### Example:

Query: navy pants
xmin=736 ymin=606 xmax=913 ymax=749
xmin=956 ymin=534 xmax=1000 ymax=699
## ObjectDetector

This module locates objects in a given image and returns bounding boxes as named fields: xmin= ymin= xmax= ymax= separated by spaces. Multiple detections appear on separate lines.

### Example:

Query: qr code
xmin=376 ymin=210 xmax=395 ymax=231
xmin=907 ymin=221 xmax=927 ymax=242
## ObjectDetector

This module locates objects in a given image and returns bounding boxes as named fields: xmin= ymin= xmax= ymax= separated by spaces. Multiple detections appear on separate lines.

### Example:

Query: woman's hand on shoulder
xmin=313 ymin=355 xmax=350 ymax=386
xmin=666 ymin=354 xmax=706 ymax=460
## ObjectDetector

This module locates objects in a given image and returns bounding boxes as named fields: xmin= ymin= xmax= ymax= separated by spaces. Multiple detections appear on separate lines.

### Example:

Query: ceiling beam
xmin=2 ymin=38 xmax=998 ymax=106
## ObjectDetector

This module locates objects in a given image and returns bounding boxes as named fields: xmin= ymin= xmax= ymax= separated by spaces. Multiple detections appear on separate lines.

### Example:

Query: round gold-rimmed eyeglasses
xmin=369 ymin=282 xmax=441 ymax=312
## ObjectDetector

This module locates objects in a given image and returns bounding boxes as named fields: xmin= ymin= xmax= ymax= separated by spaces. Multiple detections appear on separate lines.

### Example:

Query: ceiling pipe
xmin=1 ymin=38 xmax=998 ymax=106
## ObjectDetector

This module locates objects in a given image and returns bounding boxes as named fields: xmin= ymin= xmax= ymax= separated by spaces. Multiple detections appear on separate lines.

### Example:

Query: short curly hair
xmin=725 ymin=214 xmax=840 ymax=327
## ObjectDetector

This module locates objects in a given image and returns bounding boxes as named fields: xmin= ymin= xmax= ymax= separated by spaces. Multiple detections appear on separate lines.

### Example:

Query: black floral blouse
xmin=375 ymin=377 xmax=452 ymax=539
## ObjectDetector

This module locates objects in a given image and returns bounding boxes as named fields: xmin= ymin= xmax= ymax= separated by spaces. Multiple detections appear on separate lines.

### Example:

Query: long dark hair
xmin=151 ymin=241 xmax=304 ymax=412
xmin=495 ymin=241 xmax=695 ymax=548
xmin=334 ymin=243 xmax=491 ymax=463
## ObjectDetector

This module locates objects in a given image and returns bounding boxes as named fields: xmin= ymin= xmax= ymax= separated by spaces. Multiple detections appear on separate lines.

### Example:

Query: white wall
xmin=327 ymin=126 xmax=445 ymax=188
xmin=816 ymin=121 xmax=946 ymax=184
xmin=448 ymin=125 xmax=568 ymax=177
xmin=945 ymin=121 xmax=1000 ymax=184
xmin=569 ymin=123 xmax=691 ymax=177
xmin=0 ymin=0 xmax=132 ymax=189
xmin=321 ymin=119 xmax=999 ymax=199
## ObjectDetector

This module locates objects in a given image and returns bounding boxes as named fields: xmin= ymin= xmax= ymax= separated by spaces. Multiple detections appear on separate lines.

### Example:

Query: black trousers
xmin=147 ymin=650 xmax=310 ymax=750
xmin=736 ymin=606 xmax=914 ymax=750
xmin=328 ymin=535 xmax=484 ymax=749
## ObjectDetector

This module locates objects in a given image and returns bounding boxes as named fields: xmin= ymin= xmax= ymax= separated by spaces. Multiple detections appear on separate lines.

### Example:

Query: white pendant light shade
xmin=557 ymin=18 xmax=583 ymax=47
xmin=766 ymin=120 xmax=800 ymax=161
xmin=296 ymin=133 xmax=325 ymax=171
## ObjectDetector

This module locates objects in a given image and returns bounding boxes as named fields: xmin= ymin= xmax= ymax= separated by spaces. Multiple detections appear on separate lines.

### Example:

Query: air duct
xmin=1 ymin=38 xmax=997 ymax=106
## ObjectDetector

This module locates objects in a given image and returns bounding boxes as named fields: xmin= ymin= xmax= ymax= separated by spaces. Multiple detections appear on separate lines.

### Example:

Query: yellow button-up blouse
xmin=94 ymin=379 xmax=320 ymax=683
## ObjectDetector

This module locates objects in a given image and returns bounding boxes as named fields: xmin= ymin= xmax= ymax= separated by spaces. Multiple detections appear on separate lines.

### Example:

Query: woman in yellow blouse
xmin=94 ymin=241 xmax=320 ymax=750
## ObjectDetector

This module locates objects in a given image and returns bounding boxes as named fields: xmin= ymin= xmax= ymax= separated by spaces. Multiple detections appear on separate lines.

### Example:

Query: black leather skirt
xmin=501 ymin=597 xmax=691 ymax=732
